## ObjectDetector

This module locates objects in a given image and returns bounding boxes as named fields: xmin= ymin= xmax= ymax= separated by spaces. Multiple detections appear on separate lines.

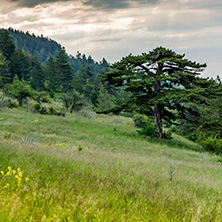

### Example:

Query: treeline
xmin=2 ymin=27 xmax=110 ymax=75
xmin=0 ymin=29 xmax=129 ymax=111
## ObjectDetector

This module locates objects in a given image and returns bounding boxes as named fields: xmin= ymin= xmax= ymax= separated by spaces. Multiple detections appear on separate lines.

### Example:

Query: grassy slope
xmin=0 ymin=108 xmax=222 ymax=221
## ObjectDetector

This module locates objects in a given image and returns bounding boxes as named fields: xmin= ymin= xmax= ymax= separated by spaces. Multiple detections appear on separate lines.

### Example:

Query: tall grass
xmin=0 ymin=108 xmax=222 ymax=221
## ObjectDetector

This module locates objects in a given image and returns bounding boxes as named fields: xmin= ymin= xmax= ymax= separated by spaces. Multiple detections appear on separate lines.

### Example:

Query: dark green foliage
xmin=0 ymin=53 xmax=12 ymax=86
xmin=162 ymin=131 xmax=173 ymax=140
xmin=31 ymin=57 xmax=45 ymax=91
xmin=32 ymin=102 xmax=41 ymax=113
xmin=4 ymin=27 xmax=62 ymax=63
xmin=10 ymin=49 xmax=32 ymax=81
xmin=40 ymin=106 xmax=48 ymax=115
xmin=0 ymin=30 xmax=15 ymax=61
xmin=63 ymin=90 xmax=84 ymax=113
xmin=56 ymin=50 xmax=73 ymax=92
xmin=46 ymin=56 xmax=58 ymax=91
xmin=104 ymin=47 xmax=220 ymax=138
xmin=198 ymin=136 xmax=222 ymax=154
xmin=78 ymin=65 xmax=93 ymax=85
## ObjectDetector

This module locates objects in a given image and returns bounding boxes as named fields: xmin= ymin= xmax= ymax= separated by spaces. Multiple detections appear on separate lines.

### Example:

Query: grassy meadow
xmin=0 ymin=108 xmax=222 ymax=221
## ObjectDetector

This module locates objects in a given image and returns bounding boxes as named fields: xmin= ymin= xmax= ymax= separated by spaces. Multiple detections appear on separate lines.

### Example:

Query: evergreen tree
xmin=90 ymin=74 xmax=102 ymax=107
xmin=56 ymin=49 xmax=73 ymax=92
xmin=0 ymin=53 xmax=12 ymax=86
xmin=0 ymin=30 xmax=15 ymax=61
xmin=30 ymin=57 xmax=45 ymax=91
xmin=97 ymin=84 xmax=113 ymax=111
xmin=104 ymin=47 xmax=221 ymax=138
xmin=78 ymin=65 xmax=93 ymax=85
xmin=46 ymin=56 xmax=58 ymax=91
xmin=10 ymin=49 xmax=32 ymax=81
xmin=71 ymin=73 xmax=84 ymax=94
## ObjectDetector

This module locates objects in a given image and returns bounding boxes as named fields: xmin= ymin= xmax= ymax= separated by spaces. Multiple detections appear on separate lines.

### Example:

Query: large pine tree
xmin=104 ymin=47 xmax=221 ymax=138
xmin=56 ymin=49 xmax=73 ymax=92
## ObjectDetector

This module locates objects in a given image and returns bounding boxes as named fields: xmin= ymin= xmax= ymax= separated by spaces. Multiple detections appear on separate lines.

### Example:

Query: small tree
xmin=4 ymin=76 xmax=32 ymax=106
xmin=103 ymin=47 xmax=221 ymax=138
xmin=97 ymin=84 xmax=114 ymax=111
xmin=63 ymin=90 xmax=84 ymax=113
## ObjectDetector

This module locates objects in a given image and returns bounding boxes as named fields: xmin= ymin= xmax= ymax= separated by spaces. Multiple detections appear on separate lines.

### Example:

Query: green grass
xmin=0 ymin=108 xmax=222 ymax=221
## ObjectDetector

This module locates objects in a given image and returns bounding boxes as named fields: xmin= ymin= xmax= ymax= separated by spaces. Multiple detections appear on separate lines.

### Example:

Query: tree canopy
xmin=103 ymin=47 xmax=221 ymax=138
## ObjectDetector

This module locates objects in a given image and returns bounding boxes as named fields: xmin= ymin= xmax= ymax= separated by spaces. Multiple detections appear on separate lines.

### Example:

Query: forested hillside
xmin=0 ymin=27 xmax=222 ymax=153
xmin=1 ymin=28 xmax=109 ymax=75
xmin=0 ymin=28 xmax=129 ymax=111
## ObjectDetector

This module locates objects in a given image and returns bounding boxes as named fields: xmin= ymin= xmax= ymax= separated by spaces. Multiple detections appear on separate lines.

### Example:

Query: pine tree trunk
xmin=154 ymin=103 xmax=163 ymax=139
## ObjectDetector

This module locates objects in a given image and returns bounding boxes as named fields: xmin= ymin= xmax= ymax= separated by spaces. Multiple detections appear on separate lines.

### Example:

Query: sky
xmin=1 ymin=0 xmax=222 ymax=78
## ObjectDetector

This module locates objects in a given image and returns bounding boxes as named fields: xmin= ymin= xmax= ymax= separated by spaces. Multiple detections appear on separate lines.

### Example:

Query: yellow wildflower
xmin=13 ymin=170 xmax=16 ymax=174
xmin=25 ymin=177 xmax=29 ymax=181
xmin=8 ymin=166 xmax=11 ymax=170
xmin=17 ymin=168 xmax=21 ymax=171
xmin=15 ymin=175 xmax=19 ymax=179
xmin=19 ymin=171 xmax=22 ymax=177
xmin=0 ymin=171 xmax=4 ymax=176
xmin=5 ymin=171 xmax=10 ymax=176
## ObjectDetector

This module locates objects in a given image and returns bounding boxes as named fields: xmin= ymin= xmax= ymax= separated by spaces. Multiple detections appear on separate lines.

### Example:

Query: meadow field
xmin=0 ymin=108 xmax=222 ymax=221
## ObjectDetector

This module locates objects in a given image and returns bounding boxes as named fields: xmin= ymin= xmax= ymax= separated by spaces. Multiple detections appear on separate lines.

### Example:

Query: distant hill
xmin=1 ymin=27 xmax=62 ymax=63
xmin=0 ymin=27 xmax=109 ymax=74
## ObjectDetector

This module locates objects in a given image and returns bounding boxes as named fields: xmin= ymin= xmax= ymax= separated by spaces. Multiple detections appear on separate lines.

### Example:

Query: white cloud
xmin=1 ymin=0 xmax=222 ymax=78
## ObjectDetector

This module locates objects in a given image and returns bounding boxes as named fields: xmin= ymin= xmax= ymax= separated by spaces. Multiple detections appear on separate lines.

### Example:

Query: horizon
xmin=1 ymin=0 xmax=222 ymax=79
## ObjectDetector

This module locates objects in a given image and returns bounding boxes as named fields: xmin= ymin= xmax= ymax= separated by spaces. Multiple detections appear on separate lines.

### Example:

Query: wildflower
xmin=8 ymin=166 xmax=11 ymax=170
xmin=15 ymin=175 xmax=19 ymax=179
xmin=17 ymin=168 xmax=21 ymax=171
xmin=0 ymin=171 xmax=4 ymax=176
xmin=13 ymin=170 xmax=16 ymax=174
xmin=25 ymin=177 xmax=29 ymax=181
xmin=19 ymin=171 xmax=22 ymax=177
xmin=5 ymin=171 xmax=10 ymax=176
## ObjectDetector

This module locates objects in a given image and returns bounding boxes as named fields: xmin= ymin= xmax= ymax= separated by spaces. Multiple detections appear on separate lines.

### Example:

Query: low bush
xmin=0 ymin=97 xmax=19 ymax=109
xmin=198 ymin=136 xmax=222 ymax=154
xmin=133 ymin=114 xmax=156 ymax=137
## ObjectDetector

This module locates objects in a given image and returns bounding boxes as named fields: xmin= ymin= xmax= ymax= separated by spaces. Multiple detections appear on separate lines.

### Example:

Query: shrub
xmin=40 ymin=106 xmax=48 ymax=115
xmin=32 ymin=103 xmax=41 ymax=113
xmin=0 ymin=98 xmax=18 ymax=109
xmin=133 ymin=114 xmax=156 ymax=137
xmin=48 ymin=106 xmax=57 ymax=115
xmin=162 ymin=131 xmax=173 ymax=139
xmin=169 ymin=125 xmax=177 ymax=133
xmin=187 ymin=131 xmax=199 ymax=142
xmin=198 ymin=136 xmax=222 ymax=154
xmin=133 ymin=114 xmax=150 ymax=128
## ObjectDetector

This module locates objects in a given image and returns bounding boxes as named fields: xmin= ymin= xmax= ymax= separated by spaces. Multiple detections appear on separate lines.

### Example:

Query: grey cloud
xmin=7 ymin=0 xmax=159 ymax=9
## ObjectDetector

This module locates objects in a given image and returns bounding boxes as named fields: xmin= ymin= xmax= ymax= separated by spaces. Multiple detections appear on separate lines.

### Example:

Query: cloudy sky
xmin=1 ymin=0 xmax=221 ymax=78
